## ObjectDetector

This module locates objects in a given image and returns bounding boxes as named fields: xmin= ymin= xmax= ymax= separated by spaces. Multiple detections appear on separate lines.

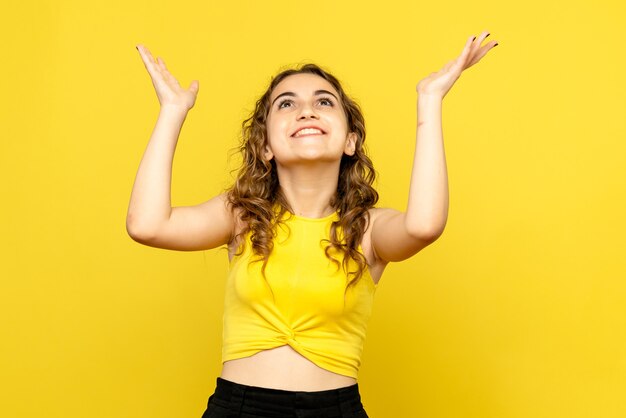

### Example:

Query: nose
xmin=296 ymin=102 xmax=319 ymax=120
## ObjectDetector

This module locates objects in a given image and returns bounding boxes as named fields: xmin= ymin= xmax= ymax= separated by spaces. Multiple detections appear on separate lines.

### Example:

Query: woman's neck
xmin=275 ymin=164 xmax=339 ymax=218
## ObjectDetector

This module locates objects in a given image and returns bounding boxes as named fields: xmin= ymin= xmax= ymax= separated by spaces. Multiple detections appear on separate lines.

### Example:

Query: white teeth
xmin=293 ymin=128 xmax=323 ymax=137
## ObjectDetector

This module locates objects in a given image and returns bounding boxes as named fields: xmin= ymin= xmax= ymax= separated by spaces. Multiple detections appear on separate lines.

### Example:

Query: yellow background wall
xmin=2 ymin=1 xmax=625 ymax=417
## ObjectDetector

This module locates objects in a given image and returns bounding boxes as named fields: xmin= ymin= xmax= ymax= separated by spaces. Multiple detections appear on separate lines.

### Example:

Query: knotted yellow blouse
xmin=221 ymin=210 xmax=378 ymax=378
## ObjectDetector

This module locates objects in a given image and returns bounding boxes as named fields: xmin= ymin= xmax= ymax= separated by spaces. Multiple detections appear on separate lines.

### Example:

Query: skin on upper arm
xmin=369 ymin=207 xmax=441 ymax=263
xmin=128 ymin=192 xmax=236 ymax=251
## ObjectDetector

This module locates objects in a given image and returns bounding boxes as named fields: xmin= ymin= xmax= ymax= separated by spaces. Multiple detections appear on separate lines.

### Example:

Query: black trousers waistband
xmin=214 ymin=377 xmax=361 ymax=407
xmin=203 ymin=377 xmax=367 ymax=417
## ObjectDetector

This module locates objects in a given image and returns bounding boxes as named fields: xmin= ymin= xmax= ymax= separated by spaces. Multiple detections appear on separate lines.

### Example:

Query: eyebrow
xmin=271 ymin=89 xmax=339 ymax=106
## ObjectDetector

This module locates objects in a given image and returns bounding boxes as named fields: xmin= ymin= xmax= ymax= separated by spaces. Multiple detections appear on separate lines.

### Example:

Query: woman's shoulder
xmin=361 ymin=208 xmax=394 ymax=251
xmin=362 ymin=206 xmax=405 ymax=246
xmin=360 ymin=207 xmax=392 ymax=282
xmin=226 ymin=203 xmax=249 ymax=255
xmin=365 ymin=206 xmax=398 ymax=226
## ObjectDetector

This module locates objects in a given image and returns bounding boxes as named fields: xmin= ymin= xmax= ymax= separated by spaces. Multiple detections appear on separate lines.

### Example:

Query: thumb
xmin=188 ymin=80 xmax=199 ymax=95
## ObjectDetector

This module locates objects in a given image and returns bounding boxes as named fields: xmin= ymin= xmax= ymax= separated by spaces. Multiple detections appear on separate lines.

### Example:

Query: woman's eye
xmin=278 ymin=99 xmax=293 ymax=109
xmin=277 ymin=97 xmax=334 ymax=109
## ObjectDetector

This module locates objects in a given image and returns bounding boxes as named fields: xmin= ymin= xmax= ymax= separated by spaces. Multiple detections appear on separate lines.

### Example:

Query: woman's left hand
xmin=416 ymin=31 xmax=498 ymax=99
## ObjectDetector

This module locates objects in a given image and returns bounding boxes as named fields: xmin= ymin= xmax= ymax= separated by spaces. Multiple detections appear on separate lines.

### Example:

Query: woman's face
xmin=264 ymin=73 xmax=356 ymax=166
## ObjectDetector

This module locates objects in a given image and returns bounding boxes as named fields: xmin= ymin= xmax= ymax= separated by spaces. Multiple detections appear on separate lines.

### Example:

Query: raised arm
xmin=371 ymin=31 xmax=498 ymax=263
xmin=126 ymin=45 xmax=234 ymax=251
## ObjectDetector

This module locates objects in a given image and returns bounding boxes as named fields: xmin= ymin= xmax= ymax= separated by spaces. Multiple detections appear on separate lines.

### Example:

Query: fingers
xmin=137 ymin=45 xmax=173 ymax=86
xmin=468 ymin=45 xmax=495 ymax=67
xmin=137 ymin=45 xmax=176 ymax=77
xmin=462 ymin=35 xmax=474 ymax=56
xmin=136 ymin=44 xmax=163 ymax=81
xmin=444 ymin=35 xmax=476 ymax=74
xmin=475 ymin=31 xmax=491 ymax=47
xmin=136 ymin=44 xmax=156 ymax=66
xmin=455 ymin=35 xmax=476 ymax=69
xmin=188 ymin=80 xmax=199 ymax=95
xmin=157 ymin=56 xmax=169 ymax=73
xmin=465 ymin=31 xmax=498 ymax=68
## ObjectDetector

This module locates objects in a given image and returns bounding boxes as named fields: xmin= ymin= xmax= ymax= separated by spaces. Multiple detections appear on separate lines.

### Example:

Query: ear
xmin=264 ymin=142 xmax=274 ymax=161
xmin=344 ymin=132 xmax=357 ymax=156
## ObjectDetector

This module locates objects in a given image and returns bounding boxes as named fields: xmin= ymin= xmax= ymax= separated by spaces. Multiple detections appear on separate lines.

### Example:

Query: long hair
xmin=225 ymin=63 xmax=378 ymax=292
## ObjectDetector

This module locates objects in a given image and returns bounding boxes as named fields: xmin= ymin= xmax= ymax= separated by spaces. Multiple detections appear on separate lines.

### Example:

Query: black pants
xmin=201 ymin=377 xmax=369 ymax=418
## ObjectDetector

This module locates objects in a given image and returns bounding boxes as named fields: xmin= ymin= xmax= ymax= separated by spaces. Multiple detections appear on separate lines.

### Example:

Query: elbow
xmin=410 ymin=229 xmax=443 ymax=244
xmin=126 ymin=215 xmax=157 ymax=244
xmin=406 ymin=220 xmax=447 ymax=243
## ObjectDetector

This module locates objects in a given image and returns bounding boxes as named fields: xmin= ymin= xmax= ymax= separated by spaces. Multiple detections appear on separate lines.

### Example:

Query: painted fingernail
xmin=486 ymin=33 xmax=490 ymax=37
xmin=494 ymin=43 xmax=498 ymax=47
xmin=473 ymin=36 xmax=476 ymax=41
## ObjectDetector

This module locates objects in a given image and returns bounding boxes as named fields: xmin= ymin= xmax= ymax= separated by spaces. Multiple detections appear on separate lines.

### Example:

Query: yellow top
xmin=222 ymin=210 xmax=378 ymax=379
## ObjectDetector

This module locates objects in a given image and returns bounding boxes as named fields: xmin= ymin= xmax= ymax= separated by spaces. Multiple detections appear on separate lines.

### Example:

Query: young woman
xmin=128 ymin=31 xmax=498 ymax=418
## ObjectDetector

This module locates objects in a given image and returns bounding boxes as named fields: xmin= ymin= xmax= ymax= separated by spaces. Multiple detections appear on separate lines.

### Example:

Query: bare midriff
xmin=220 ymin=345 xmax=357 ymax=391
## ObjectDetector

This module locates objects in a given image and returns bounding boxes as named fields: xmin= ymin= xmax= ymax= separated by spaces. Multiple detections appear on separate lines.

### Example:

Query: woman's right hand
xmin=136 ymin=44 xmax=199 ymax=111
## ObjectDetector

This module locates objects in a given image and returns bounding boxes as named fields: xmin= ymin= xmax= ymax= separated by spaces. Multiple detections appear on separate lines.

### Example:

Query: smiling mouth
xmin=292 ymin=127 xmax=325 ymax=138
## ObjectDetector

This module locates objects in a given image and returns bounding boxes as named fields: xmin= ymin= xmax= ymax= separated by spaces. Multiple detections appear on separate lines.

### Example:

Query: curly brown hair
xmin=225 ymin=63 xmax=378 ymax=295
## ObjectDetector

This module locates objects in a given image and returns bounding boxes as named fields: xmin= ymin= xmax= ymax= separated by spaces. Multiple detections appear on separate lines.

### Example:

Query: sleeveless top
xmin=221 ymin=210 xmax=378 ymax=379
